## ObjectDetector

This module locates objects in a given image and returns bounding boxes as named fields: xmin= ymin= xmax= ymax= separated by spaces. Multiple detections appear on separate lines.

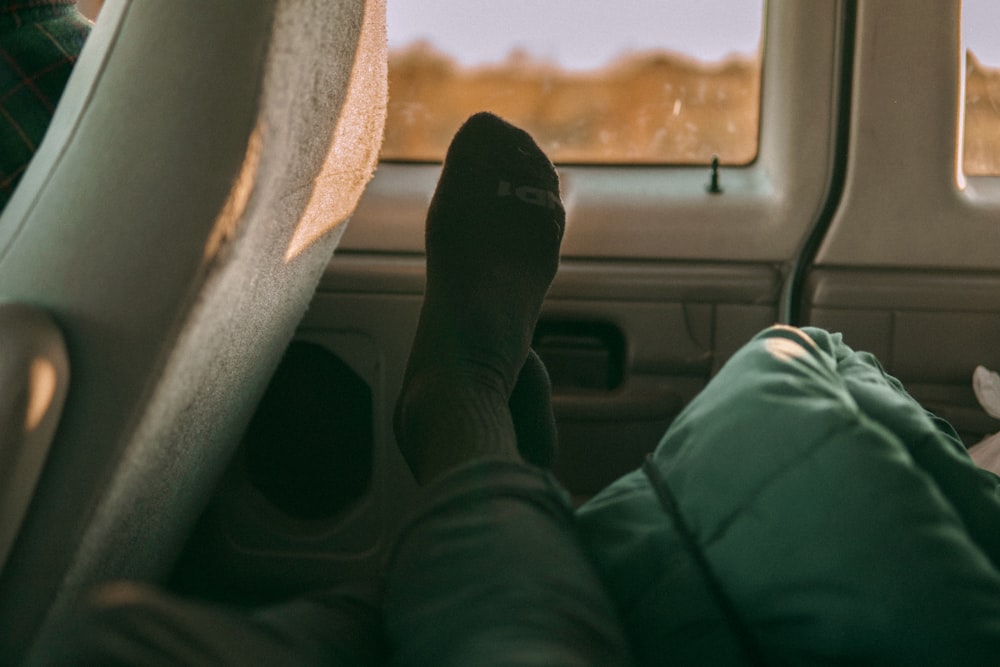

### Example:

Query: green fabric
xmin=385 ymin=460 xmax=633 ymax=666
xmin=0 ymin=1 xmax=90 ymax=208
xmin=577 ymin=325 xmax=1000 ymax=665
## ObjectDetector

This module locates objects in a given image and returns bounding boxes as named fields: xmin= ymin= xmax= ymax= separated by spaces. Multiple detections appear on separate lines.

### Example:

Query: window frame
xmin=341 ymin=1 xmax=848 ymax=265
xmin=816 ymin=0 xmax=1000 ymax=271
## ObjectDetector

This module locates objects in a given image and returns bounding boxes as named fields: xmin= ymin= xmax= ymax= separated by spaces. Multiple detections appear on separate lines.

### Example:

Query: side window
xmin=963 ymin=0 xmax=1000 ymax=176
xmin=346 ymin=3 xmax=844 ymax=267
xmin=385 ymin=1 xmax=764 ymax=165
xmin=78 ymin=0 xmax=103 ymax=20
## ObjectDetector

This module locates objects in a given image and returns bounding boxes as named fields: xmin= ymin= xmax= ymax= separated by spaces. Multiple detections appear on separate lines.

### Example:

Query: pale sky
xmin=387 ymin=0 xmax=765 ymax=69
xmin=388 ymin=1 xmax=1000 ymax=70
xmin=965 ymin=0 xmax=1000 ymax=66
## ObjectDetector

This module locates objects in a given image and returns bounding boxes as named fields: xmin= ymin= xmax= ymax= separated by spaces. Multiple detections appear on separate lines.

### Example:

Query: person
xmin=39 ymin=112 xmax=1000 ymax=664
xmin=386 ymin=111 xmax=632 ymax=665
xmin=385 ymin=112 xmax=1000 ymax=665
xmin=0 ymin=0 xmax=91 ymax=211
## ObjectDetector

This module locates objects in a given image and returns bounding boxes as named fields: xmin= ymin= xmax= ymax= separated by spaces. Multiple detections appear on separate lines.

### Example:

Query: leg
xmin=510 ymin=348 xmax=558 ymax=468
xmin=577 ymin=325 xmax=1000 ymax=665
xmin=36 ymin=581 xmax=383 ymax=666
xmin=801 ymin=326 xmax=1000 ymax=568
xmin=386 ymin=113 xmax=631 ymax=665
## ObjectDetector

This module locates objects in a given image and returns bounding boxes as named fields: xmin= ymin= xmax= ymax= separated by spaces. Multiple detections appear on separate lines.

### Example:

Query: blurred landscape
xmin=964 ymin=53 xmax=1000 ymax=175
xmin=384 ymin=42 xmax=760 ymax=165
xmin=386 ymin=43 xmax=1000 ymax=173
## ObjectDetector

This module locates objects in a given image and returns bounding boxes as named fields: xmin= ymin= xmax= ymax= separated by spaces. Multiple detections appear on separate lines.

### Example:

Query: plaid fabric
xmin=0 ymin=1 xmax=90 ymax=210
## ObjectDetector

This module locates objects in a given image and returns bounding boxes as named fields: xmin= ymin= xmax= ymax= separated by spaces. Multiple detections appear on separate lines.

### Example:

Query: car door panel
xmin=796 ymin=1 xmax=1000 ymax=444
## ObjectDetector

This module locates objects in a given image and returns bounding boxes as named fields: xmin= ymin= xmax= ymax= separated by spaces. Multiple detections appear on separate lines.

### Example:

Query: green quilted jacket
xmin=578 ymin=325 xmax=1000 ymax=665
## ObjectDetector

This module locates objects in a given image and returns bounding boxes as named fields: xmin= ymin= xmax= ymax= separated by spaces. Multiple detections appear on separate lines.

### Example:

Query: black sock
xmin=510 ymin=349 xmax=558 ymax=468
xmin=395 ymin=112 xmax=565 ymax=483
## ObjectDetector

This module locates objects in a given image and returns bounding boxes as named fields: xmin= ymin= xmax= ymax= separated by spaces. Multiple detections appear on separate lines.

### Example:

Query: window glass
xmin=77 ymin=0 xmax=103 ymax=21
xmin=385 ymin=1 xmax=764 ymax=165
xmin=963 ymin=0 xmax=1000 ymax=175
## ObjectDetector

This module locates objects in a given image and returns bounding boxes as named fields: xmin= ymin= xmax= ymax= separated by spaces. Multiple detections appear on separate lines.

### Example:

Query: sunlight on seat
xmin=204 ymin=128 xmax=261 ymax=263
xmin=24 ymin=356 xmax=59 ymax=433
xmin=284 ymin=0 xmax=387 ymax=263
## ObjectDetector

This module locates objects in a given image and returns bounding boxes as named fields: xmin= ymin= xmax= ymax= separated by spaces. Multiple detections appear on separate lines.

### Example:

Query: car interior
xmin=4 ymin=0 xmax=1000 ymax=662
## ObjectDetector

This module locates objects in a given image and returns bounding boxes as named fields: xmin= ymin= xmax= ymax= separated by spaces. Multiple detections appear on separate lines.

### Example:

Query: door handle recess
xmin=533 ymin=320 xmax=625 ymax=392
xmin=552 ymin=377 xmax=683 ymax=422
xmin=534 ymin=320 xmax=682 ymax=421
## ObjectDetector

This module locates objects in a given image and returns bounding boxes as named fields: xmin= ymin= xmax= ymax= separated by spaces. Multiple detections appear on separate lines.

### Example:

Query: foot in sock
xmin=510 ymin=349 xmax=558 ymax=468
xmin=395 ymin=112 xmax=565 ymax=484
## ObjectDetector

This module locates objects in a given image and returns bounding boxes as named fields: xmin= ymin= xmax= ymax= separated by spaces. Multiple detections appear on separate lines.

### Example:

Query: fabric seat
xmin=0 ymin=0 xmax=386 ymax=662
